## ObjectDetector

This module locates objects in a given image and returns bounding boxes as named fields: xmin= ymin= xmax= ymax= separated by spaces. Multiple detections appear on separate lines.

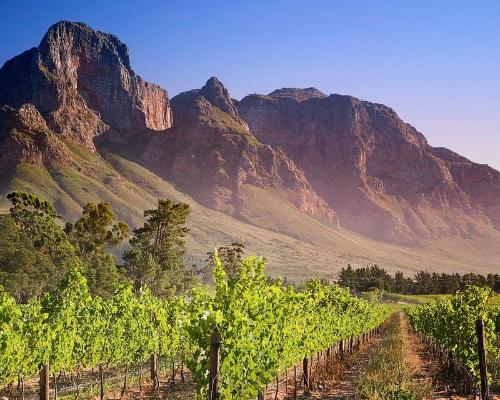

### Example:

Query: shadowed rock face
xmin=0 ymin=21 xmax=172 ymax=148
xmin=142 ymin=78 xmax=338 ymax=225
xmin=238 ymin=89 xmax=500 ymax=244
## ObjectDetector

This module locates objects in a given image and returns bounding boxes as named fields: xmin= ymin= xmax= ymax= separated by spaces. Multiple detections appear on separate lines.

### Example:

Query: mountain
xmin=142 ymin=77 xmax=338 ymax=229
xmin=238 ymin=89 xmax=500 ymax=246
xmin=1 ymin=21 xmax=500 ymax=278
xmin=0 ymin=21 xmax=171 ymax=149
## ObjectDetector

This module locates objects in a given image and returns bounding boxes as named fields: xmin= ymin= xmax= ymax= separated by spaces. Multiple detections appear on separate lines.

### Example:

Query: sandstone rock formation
xmin=238 ymin=89 xmax=500 ymax=244
xmin=1 ymin=20 xmax=500 ymax=258
xmin=0 ymin=104 xmax=73 ymax=170
xmin=0 ymin=21 xmax=172 ymax=148
xmin=143 ymin=77 xmax=338 ymax=224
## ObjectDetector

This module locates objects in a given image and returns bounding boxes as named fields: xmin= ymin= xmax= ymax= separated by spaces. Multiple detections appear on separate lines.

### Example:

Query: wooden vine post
xmin=476 ymin=319 xmax=490 ymax=400
xmin=294 ymin=365 xmax=297 ymax=398
xmin=302 ymin=357 xmax=309 ymax=388
xmin=150 ymin=353 xmax=159 ymax=390
xmin=209 ymin=331 xmax=222 ymax=400
xmin=39 ymin=363 xmax=49 ymax=400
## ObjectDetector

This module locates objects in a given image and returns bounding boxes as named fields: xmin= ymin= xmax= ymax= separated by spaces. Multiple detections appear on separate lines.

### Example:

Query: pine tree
xmin=123 ymin=199 xmax=191 ymax=297
xmin=65 ymin=202 xmax=129 ymax=298
xmin=2 ymin=192 xmax=78 ymax=299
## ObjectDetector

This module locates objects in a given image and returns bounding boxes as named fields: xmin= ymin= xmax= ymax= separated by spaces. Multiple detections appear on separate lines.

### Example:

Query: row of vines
xmin=406 ymin=286 xmax=500 ymax=385
xmin=0 ymin=255 xmax=390 ymax=399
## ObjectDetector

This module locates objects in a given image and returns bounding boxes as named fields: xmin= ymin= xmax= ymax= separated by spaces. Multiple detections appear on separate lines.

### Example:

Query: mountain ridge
xmin=1 ymin=20 xmax=500 ymax=277
xmin=238 ymin=90 xmax=500 ymax=245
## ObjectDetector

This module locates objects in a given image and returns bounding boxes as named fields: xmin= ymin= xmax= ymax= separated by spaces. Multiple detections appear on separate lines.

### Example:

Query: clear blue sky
xmin=1 ymin=0 xmax=499 ymax=170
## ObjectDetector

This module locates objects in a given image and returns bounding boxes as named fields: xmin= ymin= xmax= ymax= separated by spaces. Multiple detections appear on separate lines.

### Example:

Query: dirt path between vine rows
xmin=299 ymin=314 xmax=499 ymax=400
xmin=296 ymin=328 xmax=386 ymax=399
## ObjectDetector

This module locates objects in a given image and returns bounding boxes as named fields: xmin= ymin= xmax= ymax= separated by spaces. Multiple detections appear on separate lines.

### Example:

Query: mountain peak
xmin=39 ymin=20 xmax=131 ymax=69
xmin=204 ymin=76 xmax=224 ymax=88
xmin=0 ymin=20 xmax=172 ymax=146
xmin=268 ymin=87 xmax=327 ymax=101
xmin=199 ymin=76 xmax=239 ymax=118
xmin=45 ymin=20 xmax=92 ymax=33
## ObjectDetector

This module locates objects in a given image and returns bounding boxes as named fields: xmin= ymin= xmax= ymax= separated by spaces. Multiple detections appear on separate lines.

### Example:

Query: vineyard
xmin=0 ymin=254 xmax=390 ymax=400
xmin=407 ymin=286 xmax=500 ymax=396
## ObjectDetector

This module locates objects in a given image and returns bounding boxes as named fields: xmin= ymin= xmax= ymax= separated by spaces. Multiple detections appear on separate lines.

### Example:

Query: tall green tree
xmin=7 ymin=192 xmax=76 ymax=267
xmin=1 ymin=192 xmax=78 ymax=300
xmin=124 ymin=199 xmax=192 ymax=297
xmin=0 ymin=216 xmax=54 ymax=302
xmin=65 ymin=202 xmax=129 ymax=298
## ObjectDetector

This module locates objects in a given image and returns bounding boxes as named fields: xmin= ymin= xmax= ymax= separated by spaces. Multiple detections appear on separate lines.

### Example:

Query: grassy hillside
xmin=2 ymin=143 xmax=500 ymax=281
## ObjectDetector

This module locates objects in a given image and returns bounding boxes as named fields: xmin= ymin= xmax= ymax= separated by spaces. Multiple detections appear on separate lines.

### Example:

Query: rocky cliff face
xmin=0 ymin=21 xmax=172 ymax=149
xmin=143 ymin=78 xmax=338 ymax=224
xmin=238 ymin=89 xmax=500 ymax=244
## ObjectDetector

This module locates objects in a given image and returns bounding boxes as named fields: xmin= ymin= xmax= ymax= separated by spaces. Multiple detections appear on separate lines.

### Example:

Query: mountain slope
xmin=3 ymin=142 xmax=498 ymax=279
xmin=142 ymin=77 xmax=338 ymax=227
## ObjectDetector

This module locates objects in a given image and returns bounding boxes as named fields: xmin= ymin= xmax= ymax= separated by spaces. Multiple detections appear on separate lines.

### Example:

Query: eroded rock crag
xmin=0 ymin=21 xmax=172 ymax=150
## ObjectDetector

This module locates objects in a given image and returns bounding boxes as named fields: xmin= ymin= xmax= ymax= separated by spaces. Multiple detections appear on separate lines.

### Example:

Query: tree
xmin=124 ymin=199 xmax=191 ymax=297
xmin=394 ymin=271 xmax=411 ymax=294
xmin=65 ymin=202 xmax=128 ymax=257
xmin=65 ymin=202 xmax=129 ymax=298
xmin=7 ymin=192 xmax=76 ymax=267
xmin=2 ymin=192 xmax=78 ymax=299
xmin=0 ymin=216 xmax=56 ymax=302
xmin=205 ymin=242 xmax=244 ymax=280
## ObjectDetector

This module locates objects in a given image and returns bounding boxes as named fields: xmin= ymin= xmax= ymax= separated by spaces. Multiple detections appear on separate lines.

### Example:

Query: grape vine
xmin=406 ymin=286 xmax=500 ymax=383
xmin=0 ymin=255 xmax=389 ymax=400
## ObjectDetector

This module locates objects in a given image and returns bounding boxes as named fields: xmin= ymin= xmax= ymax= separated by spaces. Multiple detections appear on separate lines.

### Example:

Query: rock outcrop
xmin=143 ymin=78 xmax=338 ymax=224
xmin=0 ymin=104 xmax=74 ymax=170
xmin=238 ymin=89 xmax=500 ymax=244
xmin=0 ymin=21 xmax=172 ymax=148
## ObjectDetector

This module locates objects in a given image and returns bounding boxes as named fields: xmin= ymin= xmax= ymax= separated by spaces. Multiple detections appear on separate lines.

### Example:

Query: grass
xmin=381 ymin=292 xmax=500 ymax=306
xmin=0 ymin=163 xmax=82 ymax=219
xmin=197 ymin=103 xmax=258 ymax=146
xmin=356 ymin=314 xmax=432 ymax=400
xmin=381 ymin=293 xmax=450 ymax=305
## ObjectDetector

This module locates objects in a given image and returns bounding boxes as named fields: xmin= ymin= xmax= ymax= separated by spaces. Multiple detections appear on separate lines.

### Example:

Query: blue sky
xmin=1 ymin=0 xmax=499 ymax=169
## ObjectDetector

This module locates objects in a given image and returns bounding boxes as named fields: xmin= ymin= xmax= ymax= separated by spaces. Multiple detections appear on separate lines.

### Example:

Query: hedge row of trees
xmin=339 ymin=264 xmax=500 ymax=295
